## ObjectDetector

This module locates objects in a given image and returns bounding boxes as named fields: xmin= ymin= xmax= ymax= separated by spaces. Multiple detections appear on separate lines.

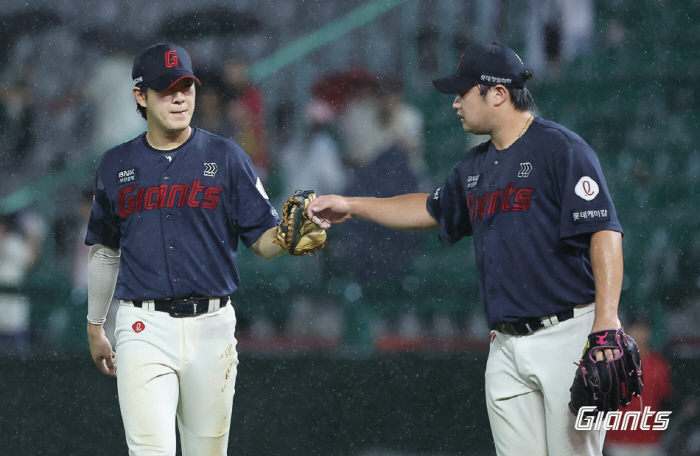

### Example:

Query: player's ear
xmin=491 ymin=85 xmax=509 ymax=107
xmin=133 ymin=87 xmax=147 ymax=108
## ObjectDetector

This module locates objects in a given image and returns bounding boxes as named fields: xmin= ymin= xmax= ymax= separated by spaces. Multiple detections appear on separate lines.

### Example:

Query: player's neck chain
xmin=517 ymin=114 xmax=534 ymax=141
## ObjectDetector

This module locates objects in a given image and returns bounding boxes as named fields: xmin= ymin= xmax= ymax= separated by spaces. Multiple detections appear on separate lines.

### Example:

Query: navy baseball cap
xmin=132 ymin=43 xmax=201 ymax=92
xmin=432 ymin=43 xmax=529 ymax=94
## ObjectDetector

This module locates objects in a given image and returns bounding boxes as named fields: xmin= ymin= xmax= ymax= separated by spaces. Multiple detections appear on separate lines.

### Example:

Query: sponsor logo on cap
xmin=480 ymin=75 xmax=512 ymax=84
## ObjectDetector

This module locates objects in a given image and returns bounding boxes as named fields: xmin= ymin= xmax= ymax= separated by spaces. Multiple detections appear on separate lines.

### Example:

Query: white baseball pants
xmin=114 ymin=301 xmax=239 ymax=456
xmin=485 ymin=304 xmax=605 ymax=456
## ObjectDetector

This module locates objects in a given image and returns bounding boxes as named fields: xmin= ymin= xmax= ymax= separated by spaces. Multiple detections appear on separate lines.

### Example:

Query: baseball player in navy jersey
xmin=308 ymin=43 xmax=624 ymax=455
xmin=85 ymin=43 xmax=288 ymax=455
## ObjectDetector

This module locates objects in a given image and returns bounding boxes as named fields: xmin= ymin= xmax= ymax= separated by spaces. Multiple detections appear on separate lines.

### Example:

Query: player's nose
xmin=172 ymin=90 xmax=186 ymax=103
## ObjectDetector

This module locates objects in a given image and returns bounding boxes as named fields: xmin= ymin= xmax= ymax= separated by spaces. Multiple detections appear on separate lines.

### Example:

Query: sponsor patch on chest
xmin=117 ymin=168 xmax=139 ymax=185
xmin=467 ymin=174 xmax=481 ymax=189
xmin=204 ymin=163 xmax=218 ymax=177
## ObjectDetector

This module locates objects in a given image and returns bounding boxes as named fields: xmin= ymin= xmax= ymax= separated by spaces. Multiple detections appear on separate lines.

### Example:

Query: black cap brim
xmin=431 ymin=74 xmax=476 ymax=94
xmin=147 ymin=71 xmax=201 ymax=92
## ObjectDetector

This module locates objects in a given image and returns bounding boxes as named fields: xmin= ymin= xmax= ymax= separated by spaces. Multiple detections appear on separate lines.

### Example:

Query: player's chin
xmin=167 ymin=115 xmax=192 ymax=130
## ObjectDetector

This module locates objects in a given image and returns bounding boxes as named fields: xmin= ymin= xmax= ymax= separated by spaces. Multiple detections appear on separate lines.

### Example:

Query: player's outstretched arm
xmin=308 ymin=193 xmax=439 ymax=231
xmin=252 ymin=226 xmax=287 ymax=259
xmin=590 ymin=229 xmax=623 ymax=360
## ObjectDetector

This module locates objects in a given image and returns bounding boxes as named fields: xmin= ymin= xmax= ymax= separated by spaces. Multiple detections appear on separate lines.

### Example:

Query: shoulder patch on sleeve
xmin=256 ymin=177 xmax=269 ymax=200
xmin=574 ymin=176 xmax=599 ymax=201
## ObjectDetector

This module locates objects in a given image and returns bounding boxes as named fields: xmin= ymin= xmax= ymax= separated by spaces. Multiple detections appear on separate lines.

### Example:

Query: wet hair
xmin=478 ymin=69 xmax=536 ymax=112
xmin=136 ymin=87 xmax=148 ymax=120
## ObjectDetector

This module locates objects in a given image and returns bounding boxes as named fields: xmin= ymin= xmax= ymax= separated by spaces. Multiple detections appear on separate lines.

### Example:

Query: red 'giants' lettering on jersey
xmin=118 ymin=180 xmax=223 ymax=217
xmin=467 ymin=183 xmax=534 ymax=222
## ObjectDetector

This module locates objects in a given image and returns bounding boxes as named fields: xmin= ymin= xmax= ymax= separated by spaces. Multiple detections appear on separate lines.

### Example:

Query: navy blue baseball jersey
xmin=427 ymin=117 xmax=622 ymax=329
xmin=85 ymin=127 xmax=279 ymax=301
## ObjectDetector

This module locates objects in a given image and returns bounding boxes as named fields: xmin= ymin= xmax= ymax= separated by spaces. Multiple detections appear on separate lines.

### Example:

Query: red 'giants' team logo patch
xmin=132 ymin=321 xmax=145 ymax=333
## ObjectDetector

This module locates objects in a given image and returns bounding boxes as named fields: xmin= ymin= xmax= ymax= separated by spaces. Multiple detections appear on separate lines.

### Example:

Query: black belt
xmin=132 ymin=296 xmax=229 ymax=318
xmin=496 ymin=309 xmax=575 ymax=336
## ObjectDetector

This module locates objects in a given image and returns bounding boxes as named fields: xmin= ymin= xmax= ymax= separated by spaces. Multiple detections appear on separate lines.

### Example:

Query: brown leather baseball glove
xmin=274 ymin=190 xmax=329 ymax=257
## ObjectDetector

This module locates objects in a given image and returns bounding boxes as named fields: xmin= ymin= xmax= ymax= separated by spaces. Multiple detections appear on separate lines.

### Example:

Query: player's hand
xmin=307 ymin=195 xmax=351 ymax=229
xmin=591 ymin=316 xmax=622 ymax=361
xmin=87 ymin=323 xmax=116 ymax=377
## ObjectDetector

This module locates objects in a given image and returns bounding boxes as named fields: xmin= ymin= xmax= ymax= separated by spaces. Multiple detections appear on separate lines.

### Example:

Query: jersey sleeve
xmin=557 ymin=141 xmax=622 ymax=244
xmin=232 ymin=152 xmax=280 ymax=248
xmin=426 ymin=166 xmax=472 ymax=245
xmin=85 ymin=171 xmax=121 ymax=248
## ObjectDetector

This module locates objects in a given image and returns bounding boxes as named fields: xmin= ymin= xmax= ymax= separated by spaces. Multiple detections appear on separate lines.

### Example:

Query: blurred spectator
xmin=221 ymin=57 xmax=271 ymax=180
xmin=35 ymin=82 xmax=92 ymax=171
xmin=605 ymin=317 xmax=672 ymax=456
xmin=85 ymin=52 xmax=145 ymax=152
xmin=337 ymin=71 xmax=385 ymax=169
xmin=377 ymin=78 xmax=427 ymax=183
xmin=279 ymin=98 xmax=347 ymax=199
xmin=0 ymin=214 xmax=35 ymax=353
xmin=49 ymin=188 xmax=114 ymax=349
xmin=0 ymin=68 xmax=37 ymax=175
xmin=335 ymin=73 xmax=426 ymax=182
xmin=16 ymin=209 xmax=46 ymax=271
xmin=192 ymin=70 xmax=228 ymax=136
xmin=311 ymin=67 xmax=377 ymax=116
xmin=331 ymin=145 xmax=423 ymax=287
xmin=664 ymin=397 xmax=700 ymax=456
xmin=272 ymin=99 xmax=296 ymax=154
xmin=525 ymin=0 xmax=593 ymax=76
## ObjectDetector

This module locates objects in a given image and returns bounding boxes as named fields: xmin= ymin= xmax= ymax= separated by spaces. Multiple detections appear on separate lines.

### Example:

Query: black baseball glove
xmin=568 ymin=329 xmax=644 ymax=416
xmin=274 ymin=190 xmax=329 ymax=257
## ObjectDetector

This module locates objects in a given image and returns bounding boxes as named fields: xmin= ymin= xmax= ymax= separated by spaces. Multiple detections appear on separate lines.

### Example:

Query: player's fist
xmin=307 ymin=194 xmax=352 ymax=229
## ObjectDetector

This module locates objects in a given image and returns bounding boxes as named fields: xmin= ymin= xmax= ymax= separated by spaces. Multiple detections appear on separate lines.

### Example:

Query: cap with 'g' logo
xmin=132 ymin=43 xmax=201 ymax=92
